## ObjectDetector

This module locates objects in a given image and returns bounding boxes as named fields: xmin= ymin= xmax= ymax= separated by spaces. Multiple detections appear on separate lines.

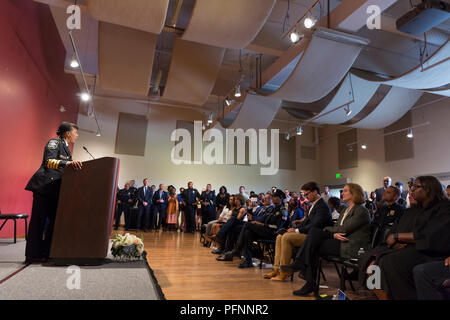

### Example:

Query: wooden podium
xmin=50 ymin=157 xmax=120 ymax=265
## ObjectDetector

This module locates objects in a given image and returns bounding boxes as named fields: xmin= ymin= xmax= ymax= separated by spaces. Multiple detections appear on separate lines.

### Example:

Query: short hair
xmin=143 ymin=178 xmax=148 ymax=182
xmin=301 ymin=181 xmax=321 ymax=194
xmin=328 ymin=197 xmax=340 ymax=209
xmin=446 ymin=185 xmax=450 ymax=189
xmin=387 ymin=185 xmax=400 ymax=198
xmin=395 ymin=181 xmax=404 ymax=187
xmin=346 ymin=183 xmax=365 ymax=205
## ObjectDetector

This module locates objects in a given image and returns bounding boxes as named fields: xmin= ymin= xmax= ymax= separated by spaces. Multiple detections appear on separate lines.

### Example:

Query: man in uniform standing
xmin=200 ymin=184 xmax=216 ymax=225
xmin=182 ymin=181 xmax=200 ymax=233
xmin=115 ymin=183 xmax=134 ymax=230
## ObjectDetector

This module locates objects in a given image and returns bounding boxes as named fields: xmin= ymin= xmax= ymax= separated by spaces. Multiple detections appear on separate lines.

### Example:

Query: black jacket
xmin=152 ymin=190 xmax=169 ymax=207
xmin=137 ymin=186 xmax=154 ymax=206
xmin=25 ymin=137 xmax=72 ymax=197
xmin=296 ymin=198 xmax=333 ymax=234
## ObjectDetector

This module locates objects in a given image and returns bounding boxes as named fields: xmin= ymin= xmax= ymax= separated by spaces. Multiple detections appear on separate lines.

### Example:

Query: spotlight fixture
xmin=59 ymin=105 xmax=66 ymax=113
xmin=344 ymin=105 xmax=352 ymax=116
xmin=296 ymin=125 xmax=303 ymax=136
xmin=207 ymin=113 xmax=213 ymax=124
xmin=304 ymin=16 xmax=316 ymax=29
xmin=290 ymin=29 xmax=301 ymax=43
xmin=286 ymin=132 xmax=290 ymax=141
xmin=202 ymin=124 xmax=206 ymax=131
xmin=361 ymin=143 xmax=367 ymax=150
xmin=70 ymin=58 xmax=79 ymax=68
xmin=348 ymin=145 xmax=353 ymax=152
xmin=225 ymin=98 xmax=233 ymax=106
xmin=234 ymin=85 xmax=241 ymax=98
xmin=81 ymin=93 xmax=91 ymax=102
xmin=96 ymin=131 xmax=101 ymax=137
xmin=406 ymin=128 xmax=413 ymax=138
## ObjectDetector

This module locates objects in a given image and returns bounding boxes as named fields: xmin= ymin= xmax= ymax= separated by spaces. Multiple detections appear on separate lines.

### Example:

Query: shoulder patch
xmin=47 ymin=140 xmax=59 ymax=150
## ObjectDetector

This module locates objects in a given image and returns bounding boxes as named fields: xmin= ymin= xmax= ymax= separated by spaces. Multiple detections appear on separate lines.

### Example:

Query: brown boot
xmin=264 ymin=269 xmax=279 ymax=279
xmin=271 ymin=271 xmax=292 ymax=281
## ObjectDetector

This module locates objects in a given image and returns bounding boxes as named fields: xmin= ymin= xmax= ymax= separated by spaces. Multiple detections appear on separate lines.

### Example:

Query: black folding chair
xmin=0 ymin=210 xmax=29 ymax=243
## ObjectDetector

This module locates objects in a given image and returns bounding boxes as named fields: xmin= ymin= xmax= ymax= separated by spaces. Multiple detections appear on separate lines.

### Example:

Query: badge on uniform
xmin=59 ymin=155 xmax=69 ymax=159
xmin=389 ymin=210 xmax=395 ymax=216
xmin=47 ymin=140 xmax=59 ymax=150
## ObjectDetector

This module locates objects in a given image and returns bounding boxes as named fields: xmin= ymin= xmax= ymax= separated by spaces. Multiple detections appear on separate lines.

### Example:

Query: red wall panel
xmin=0 ymin=0 xmax=79 ymax=238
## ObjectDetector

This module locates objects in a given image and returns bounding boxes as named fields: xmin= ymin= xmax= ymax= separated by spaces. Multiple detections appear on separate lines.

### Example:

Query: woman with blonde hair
xmin=282 ymin=183 xmax=371 ymax=296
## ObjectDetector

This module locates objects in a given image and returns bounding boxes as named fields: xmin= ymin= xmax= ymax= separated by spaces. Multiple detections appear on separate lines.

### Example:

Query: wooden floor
xmin=116 ymin=229 xmax=376 ymax=300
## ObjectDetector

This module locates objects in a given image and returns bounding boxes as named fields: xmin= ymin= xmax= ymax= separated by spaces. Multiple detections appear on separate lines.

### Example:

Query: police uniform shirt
xmin=183 ymin=188 xmax=200 ymax=205
xmin=25 ymin=137 xmax=72 ymax=196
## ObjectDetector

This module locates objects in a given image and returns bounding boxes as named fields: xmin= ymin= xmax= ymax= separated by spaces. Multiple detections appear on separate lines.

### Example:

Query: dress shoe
xmin=211 ymin=248 xmax=223 ymax=254
xmin=263 ymin=269 xmax=279 ymax=279
xmin=271 ymin=272 xmax=292 ymax=281
xmin=216 ymin=254 xmax=233 ymax=261
xmin=238 ymin=261 xmax=254 ymax=268
xmin=292 ymin=281 xmax=317 ymax=296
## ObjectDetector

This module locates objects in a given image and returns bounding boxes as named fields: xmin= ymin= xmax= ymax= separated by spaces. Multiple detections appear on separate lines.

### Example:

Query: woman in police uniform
xmin=25 ymin=122 xmax=82 ymax=263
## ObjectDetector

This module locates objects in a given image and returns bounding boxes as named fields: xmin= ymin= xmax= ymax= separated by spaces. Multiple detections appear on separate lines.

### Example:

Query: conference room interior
xmin=1 ymin=0 xmax=449 ymax=302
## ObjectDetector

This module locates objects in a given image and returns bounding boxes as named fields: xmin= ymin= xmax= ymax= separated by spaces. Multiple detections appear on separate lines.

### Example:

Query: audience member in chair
xmin=205 ymin=195 xmax=235 ymax=248
xmin=328 ymin=197 xmax=341 ymax=222
xmin=137 ymin=179 xmax=154 ymax=231
xmin=375 ymin=176 xmax=450 ymax=300
xmin=413 ymin=256 xmax=450 ymax=300
xmin=265 ymin=182 xmax=332 ymax=281
xmin=357 ymin=188 xmax=421 ymax=296
xmin=231 ymin=190 xmax=288 ymax=268
xmin=370 ymin=186 xmax=404 ymax=248
xmin=282 ymin=183 xmax=370 ymax=296
xmin=215 ymin=186 xmax=230 ymax=217
xmin=217 ymin=193 xmax=274 ymax=261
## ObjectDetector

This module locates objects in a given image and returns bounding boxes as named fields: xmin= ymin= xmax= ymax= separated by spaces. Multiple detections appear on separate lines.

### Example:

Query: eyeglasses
xmin=411 ymin=185 xmax=424 ymax=191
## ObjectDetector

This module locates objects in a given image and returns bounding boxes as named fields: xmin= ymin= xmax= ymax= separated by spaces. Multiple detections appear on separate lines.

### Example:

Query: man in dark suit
xmin=115 ymin=183 xmax=134 ymax=230
xmin=153 ymin=184 xmax=168 ymax=230
xmin=200 ymin=184 xmax=216 ymax=225
xmin=375 ymin=176 xmax=392 ymax=207
xmin=137 ymin=178 xmax=153 ymax=232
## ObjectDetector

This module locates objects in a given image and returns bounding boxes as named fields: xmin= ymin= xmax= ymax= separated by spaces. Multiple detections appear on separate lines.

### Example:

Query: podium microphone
xmin=83 ymin=146 xmax=95 ymax=160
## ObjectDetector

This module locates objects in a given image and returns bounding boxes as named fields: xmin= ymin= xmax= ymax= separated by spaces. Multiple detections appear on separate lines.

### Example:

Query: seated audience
xmin=375 ymin=176 xmax=392 ymax=207
xmin=265 ymin=182 xmax=332 ymax=281
xmin=328 ymin=197 xmax=341 ymax=221
xmin=205 ymin=195 xmax=235 ymax=242
xmin=231 ymin=189 xmax=288 ymax=268
xmin=375 ymin=176 xmax=450 ymax=300
xmin=282 ymin=183 xmax=371 ymax=296
xmin=214 ymin=186 xmax=230 ymax=216
xmin=370 ymin=186 xmax=404 ymax=247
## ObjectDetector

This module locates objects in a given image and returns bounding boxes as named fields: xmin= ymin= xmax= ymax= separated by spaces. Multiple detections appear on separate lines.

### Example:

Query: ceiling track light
xmin=361 ymin=143 xmax=367 ymax=150
xmin=225 ymin=98 xmax=233 ymax=106
xmin=207 ymin=113 xmax=213 ymax=124
xmin=290 ymin=25 xmax=301 ymax=43
xmin=344 ymin=105 xmax=352 ymax=116
xmin=296 ymin=125 xmax=303 ymax=136
xmin=234 ymin=84 xmax=241 ymax=98
xmin=407 ymin=128 xmax=413 ymax=138
xmin=81 ymin=92 xmax=91 ymax=102
xmin=285 ymin=132 xmax=290 ymax=141
xmin=70 ymin=57 xmax=79 ymax=68
xmin=304 ymin=11 xmax=316 ymax=29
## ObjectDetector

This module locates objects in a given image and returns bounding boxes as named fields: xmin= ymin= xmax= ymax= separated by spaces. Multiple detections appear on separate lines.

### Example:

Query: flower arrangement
xmin=111 ymin=233 xmax=144 ymax=261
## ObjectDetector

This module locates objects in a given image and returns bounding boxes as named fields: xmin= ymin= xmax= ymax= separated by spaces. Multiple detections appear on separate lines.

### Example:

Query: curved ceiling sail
xmin=86 ymin=0 xmax=169 ymax=34
xmin=181 ymin=0 xmax=276 ymax=49
xmin=163 ymin=39 xmax=225 ymax=106
xmin=266 ymin=28 xmax=369 ymax=103
xmin=352 ymin=40 xmax=450 ymax=91
xmin=350 ymin=87 xmax=422 ymax=129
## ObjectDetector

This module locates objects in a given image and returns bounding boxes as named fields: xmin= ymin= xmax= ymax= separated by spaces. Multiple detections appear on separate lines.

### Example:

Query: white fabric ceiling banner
xmin=351 ymin=87 xmax=422 ymax=129
xmin=98 ymin=22 xmax=157 ymax=95
xmin=182 ymin=0 xmax=276 ymax=49
xmin=354 ymin=40 xmax=450 ymax=90
xmin=86 ymin=0 xmax=169 ymax=34
xmin=163 ymin=39 xmax=225 ymax=106
xmin=313 ymin=73 xmax=381 ymax=124
xmin=227 ymin=94 xmax=282 ymax=130
xmin=268 ymin=28 xmax=369 ymax=103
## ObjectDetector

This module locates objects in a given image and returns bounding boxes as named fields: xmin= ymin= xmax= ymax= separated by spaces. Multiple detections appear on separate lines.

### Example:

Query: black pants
xmin=115 ymin=204 xmax=131 ymax=229
xmin=184 ymin=205 xmax=196 ymax=232
xmin=294 ymin=227 xmax=341 ymax=283
xmin=378 ymin=246 xmax=438 ymax=300
xmin=237 ymin=223 xmax=276 ymax=264
xmin=137 ymin=204 xmax=152 ymax=230
xmin=25 ymin=193 xmax=58 ymax=260
xmin=201 ymin=205 xmax=215 ymax=225
xmin=225 ymin=223 xmax=244 ymax=252
xmin=154 ymin=204 xmax=167 ymax=229
xmin=413 ymin=260 xmax=450 ymax=300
